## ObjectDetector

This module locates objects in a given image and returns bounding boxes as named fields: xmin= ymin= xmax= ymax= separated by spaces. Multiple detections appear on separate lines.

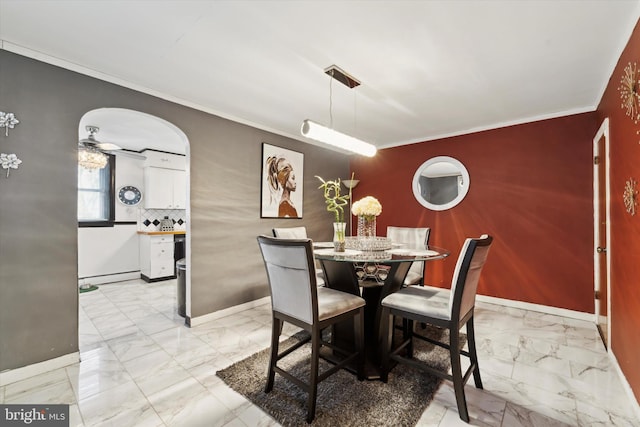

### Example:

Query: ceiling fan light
xmin=301 ymin=119 xmax=376 ymax=157
xmin=78 ymin=147 xmax=108 ymax=169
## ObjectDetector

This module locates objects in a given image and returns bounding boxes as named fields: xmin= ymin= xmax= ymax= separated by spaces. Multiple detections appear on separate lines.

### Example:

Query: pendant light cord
xmin=354 ymin=88 xmax=357 ymax=135
xmin=329 ymin=70 xmax=334 ymax=128
xmin=328 ymin=68 xmax=358 ymax=134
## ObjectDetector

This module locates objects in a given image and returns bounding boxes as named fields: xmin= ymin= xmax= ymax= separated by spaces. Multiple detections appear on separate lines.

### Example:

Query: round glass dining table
xmin=312 ymin=239 xmax=450 ymax=380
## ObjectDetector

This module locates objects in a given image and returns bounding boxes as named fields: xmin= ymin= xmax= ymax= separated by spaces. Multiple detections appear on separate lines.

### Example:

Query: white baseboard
xmin=189 ymin=294 xmax=593 ymax=327
xmin=78 ymin=271 xmax=141 ymax=286
xmin=476 ymin=294 xmax=594 ymax=322
xmin=187 ymin=296 xmax=270 ymax=327
xmin=0 ymin=352 xmax=80 ymax=386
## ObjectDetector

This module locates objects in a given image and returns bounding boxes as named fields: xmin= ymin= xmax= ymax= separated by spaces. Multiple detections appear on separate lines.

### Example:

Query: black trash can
xmin=176 ymin=258 xmax=187 ymax=317
xmin=174 ymin=234 xmax=185 ymax=275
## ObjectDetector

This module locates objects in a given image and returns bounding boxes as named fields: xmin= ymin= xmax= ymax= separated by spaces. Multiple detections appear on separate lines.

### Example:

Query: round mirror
xmin=412 ymin=156 xmax=470 ymax=211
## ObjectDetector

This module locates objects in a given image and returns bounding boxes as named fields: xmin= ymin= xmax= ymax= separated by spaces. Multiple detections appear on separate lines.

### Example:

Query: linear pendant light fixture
xmin=301 ymin=65 xmax=377 ymax=157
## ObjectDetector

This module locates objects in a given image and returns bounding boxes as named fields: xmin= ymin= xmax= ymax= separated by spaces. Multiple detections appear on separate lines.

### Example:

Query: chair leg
xmin=449 ymin=327 xmax=470 ymax=423
xmin=307 ymin=327 xmax=321 ymax=423
xmin=467 ymin=316 xmax=483 ymax=389
xmin=380 ymin=307 xmax=393 ymax=383
xmin=418 ymin=275 xmax=427 ymax=329
xmin=265 ymin=317 xmax=281 ymax=393
xmin=406 ymin=319 xmax=414 ymax=358
xmin=354 ymin=307 xmax=365 ymax=381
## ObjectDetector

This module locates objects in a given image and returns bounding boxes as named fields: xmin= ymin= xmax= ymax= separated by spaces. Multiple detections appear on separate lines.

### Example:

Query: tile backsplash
xmin=138 ymin=208 xmax=187 ymax=232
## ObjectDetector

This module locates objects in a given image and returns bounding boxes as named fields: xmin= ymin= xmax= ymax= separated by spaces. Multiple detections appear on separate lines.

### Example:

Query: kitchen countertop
xmin=137 ymin=231 xmax=186 ymax=235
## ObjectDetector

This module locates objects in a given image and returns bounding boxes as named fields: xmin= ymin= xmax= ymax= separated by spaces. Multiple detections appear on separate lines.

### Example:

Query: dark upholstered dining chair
xmin=257 ymin=235 xmax=366 ymax=423
xmin=380 ymin=234 xmax=493 ymax=423
xmin=386 ymin=226 xmax=431 ymax=286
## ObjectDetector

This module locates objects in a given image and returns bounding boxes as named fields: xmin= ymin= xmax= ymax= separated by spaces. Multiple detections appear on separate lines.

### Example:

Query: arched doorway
xmin=77 ymin=108 xmax=192 ymax=321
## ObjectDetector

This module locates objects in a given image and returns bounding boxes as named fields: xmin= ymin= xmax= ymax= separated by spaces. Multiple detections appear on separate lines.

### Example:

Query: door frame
xmin=593 ymin=117 xmax=611 ymax=350
xmin=77 ymin=108 xmax=192 ymax=320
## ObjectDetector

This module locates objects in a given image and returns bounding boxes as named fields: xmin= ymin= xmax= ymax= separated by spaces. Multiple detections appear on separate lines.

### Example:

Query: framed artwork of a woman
xmin=261 ymin=143 xmax=304 ymax=218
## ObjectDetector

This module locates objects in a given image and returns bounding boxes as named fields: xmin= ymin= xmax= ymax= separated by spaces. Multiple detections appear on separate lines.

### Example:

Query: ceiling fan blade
xmin=95 ymin=142 xmax=122 ymax=151
xmin=80 ymin=126 xmax=122 ymax=151
xmin=80 ymin=126 xmax=144 ymax=158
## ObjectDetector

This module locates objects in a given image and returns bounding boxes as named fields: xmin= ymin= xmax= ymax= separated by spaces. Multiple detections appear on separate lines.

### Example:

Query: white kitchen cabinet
xmin=139 ymin=234 xmax=175 ymax=281
xmin=172 ymin=171 xmax=187 ymax=209
xmin=142 ymin=150 xmax=186 ymax=170
xmin=143 ymin=167 xmax=187 ymax=209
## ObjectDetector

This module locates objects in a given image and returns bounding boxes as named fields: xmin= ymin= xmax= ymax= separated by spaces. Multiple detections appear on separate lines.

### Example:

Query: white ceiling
xmin=1 ymin=0 xmax=639 ymax=153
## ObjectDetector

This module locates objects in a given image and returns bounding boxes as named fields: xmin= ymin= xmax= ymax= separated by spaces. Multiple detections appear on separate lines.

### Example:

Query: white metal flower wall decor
xmin=624 ymin=178 xmax=638 ymax=216
xmin=0 ymin=111 xmax=23 ymax=177
xmin=0 ymin=111 xmax=20 ymax=137
xmin=0 ymin=153 xmax=22 ymax=178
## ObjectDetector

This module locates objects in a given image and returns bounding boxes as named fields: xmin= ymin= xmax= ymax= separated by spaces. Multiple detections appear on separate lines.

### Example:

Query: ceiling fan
xmin=79 ymin=125 xmax=146 ymax=159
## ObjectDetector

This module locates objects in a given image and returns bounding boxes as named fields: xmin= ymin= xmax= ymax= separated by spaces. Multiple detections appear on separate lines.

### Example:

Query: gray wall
xmin=0 ymin=50 xmax=350 ymax=371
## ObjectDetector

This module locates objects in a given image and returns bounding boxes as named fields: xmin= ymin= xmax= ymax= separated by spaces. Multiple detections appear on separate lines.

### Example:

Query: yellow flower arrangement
xmin=351 ymin=196 xmax=382 ymax=220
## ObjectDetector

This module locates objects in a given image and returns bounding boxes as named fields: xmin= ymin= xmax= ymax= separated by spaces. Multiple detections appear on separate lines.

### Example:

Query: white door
xmin=593 ymin=118 xmax=611 ymax=349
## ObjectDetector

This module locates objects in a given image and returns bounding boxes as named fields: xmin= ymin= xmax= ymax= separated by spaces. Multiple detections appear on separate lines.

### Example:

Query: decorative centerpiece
xmin=316 ymin=176 xmax=349 ymax=251
xmin=351 ymin=196 xmax=382 ymax=238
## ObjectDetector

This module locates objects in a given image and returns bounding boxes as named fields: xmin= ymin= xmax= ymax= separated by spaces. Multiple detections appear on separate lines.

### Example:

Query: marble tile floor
xmin=1 ymin=278 xmax=638 ymax=426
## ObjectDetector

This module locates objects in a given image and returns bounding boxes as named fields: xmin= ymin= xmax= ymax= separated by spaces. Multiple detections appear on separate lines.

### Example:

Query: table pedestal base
xmin=319 ymin=259 xmax=412 ymax=380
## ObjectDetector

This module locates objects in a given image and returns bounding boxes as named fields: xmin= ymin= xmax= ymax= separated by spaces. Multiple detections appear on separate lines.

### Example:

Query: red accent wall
xmin=351 ymin=113 xmax=599 ymax=313
xmin=597 ymin=19 xmax=640 ymax=403
xmin=351 ymin=19 xmax=640 ymax=403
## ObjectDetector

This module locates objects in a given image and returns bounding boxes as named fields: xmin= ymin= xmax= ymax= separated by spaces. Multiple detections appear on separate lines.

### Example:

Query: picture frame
xmin=261 ymin=143 xmax=304 ymax=218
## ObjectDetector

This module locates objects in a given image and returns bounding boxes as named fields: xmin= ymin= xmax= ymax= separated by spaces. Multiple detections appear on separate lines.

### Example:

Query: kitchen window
xmin=78 ymin=155 xmax=115 ymax=226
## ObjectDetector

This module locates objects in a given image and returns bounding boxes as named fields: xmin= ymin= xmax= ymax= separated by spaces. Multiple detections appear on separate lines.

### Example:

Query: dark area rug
xmin=217 ymin=326 xmax=466 ymax=426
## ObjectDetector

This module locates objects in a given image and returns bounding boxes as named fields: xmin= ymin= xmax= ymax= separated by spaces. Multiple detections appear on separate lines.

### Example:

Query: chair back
xmin=257 ymin=235 xmax=317 ymax=324
xmin=386 ymin=226 xmax=431 ymax=278
xmin=449 ymin=235 xmax=492 ymax=320
xmin=272 ymin=226 xmax=308 ymax=239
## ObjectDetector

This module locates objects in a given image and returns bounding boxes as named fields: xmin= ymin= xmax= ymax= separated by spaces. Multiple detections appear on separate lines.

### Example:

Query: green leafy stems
xmin=316 ymin=175 xmax=350 ymax=224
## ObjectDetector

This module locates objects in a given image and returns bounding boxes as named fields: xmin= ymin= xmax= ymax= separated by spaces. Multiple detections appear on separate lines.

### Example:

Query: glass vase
xmin=333 ymin=222 xmax=346 ymax=252
xmin=357 ymin=215 xmax=377 ymax=238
